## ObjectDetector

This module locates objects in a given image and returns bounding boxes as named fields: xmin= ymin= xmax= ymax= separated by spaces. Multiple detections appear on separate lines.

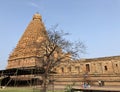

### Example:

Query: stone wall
xmin=54 ymin=56 xmax=120 ymax=86
xmin=7 ymin=57 xmax=43 ymax=69
xmin=55 ymin=56 xmax=120 ymax=75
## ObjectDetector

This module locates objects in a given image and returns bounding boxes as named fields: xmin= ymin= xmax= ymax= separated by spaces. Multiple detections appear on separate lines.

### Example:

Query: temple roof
xmin=33 ymin=13 xmax=42 ymax=21
xmin=8 ymin=13 xmax=48 ymax=60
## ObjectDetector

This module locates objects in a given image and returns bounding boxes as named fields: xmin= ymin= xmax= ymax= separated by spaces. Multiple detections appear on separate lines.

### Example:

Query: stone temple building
xmin=4 ymin=13 xmax=120 ymax=87
xmin=7 ymin=13 xmax=48 ymax=69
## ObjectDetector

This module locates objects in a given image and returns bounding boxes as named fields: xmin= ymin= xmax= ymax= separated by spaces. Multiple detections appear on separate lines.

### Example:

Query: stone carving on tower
xmin=7 ymin=13 xmax=48 ymax=69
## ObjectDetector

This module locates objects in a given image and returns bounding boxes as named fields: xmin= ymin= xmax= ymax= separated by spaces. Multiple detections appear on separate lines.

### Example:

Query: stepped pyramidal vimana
xmin=0 ymin=13 xmax=120 ymax=87
xmin=7 ymin=13 xmax=48 ymax=69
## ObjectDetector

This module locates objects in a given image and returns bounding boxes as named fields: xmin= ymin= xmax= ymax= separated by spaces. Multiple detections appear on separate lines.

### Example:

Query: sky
xmin=0 ymin=0 xmax=120 ymax=69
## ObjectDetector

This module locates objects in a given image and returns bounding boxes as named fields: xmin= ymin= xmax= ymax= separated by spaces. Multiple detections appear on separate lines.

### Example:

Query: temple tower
xmin=7 ymin=13 xmax=48 ymax=69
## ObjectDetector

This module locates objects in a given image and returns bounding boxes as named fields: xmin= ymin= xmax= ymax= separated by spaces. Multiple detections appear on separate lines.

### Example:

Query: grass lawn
xmin=0 ymin=87 xmax=33 ymax=92
xmin=0 ymin=87 xmax=64 ymax=92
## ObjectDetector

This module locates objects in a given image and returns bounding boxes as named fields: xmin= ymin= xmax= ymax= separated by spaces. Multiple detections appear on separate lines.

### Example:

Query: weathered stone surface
xmin=7 ymin=13 xmax=48 ymax=69
xmin=56 ymin=56 xmax=120 ymax=75
xmin=55 ymin=56 xmax=120 ymax=86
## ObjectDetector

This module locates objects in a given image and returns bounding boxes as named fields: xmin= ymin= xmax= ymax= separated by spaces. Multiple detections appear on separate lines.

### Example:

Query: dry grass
xmin=0 ymin=87 xmax=33 ymax=92
xmin=0 ymin=87 xmax=64 ymax=92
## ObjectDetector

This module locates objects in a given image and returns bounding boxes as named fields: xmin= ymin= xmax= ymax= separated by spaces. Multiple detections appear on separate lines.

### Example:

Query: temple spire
xmin=7 ymin=13 xmax=47 ymax=69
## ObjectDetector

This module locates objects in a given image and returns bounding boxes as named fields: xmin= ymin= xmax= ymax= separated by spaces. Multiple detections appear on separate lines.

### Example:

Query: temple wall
xmin=55 ymin=56 xmax=120 ymax=75
xmin=7 ymin=57 xmax=42 ymax=69
xmin=53 ymin=56 xmax=120 ymax=86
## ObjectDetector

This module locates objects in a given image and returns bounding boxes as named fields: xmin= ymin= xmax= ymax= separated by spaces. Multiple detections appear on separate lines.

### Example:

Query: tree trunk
xmin=42 ymin=73 xmax=48 ymax=92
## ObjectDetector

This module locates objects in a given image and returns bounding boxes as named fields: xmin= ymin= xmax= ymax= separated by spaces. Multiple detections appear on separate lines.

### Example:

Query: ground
xmin=0 ymin=87 xmax=64 ymax=92
xmin=0 ymin=86 xmax=120 ymax=92
xmin=73 ymin=85 xmax=120 ymax=91
xmin=0 ymin=87 xmax=33 ymax=92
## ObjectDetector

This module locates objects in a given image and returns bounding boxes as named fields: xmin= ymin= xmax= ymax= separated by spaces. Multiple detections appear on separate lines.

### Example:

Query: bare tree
xmin=36 ymin=25 xmax=86 ymax=92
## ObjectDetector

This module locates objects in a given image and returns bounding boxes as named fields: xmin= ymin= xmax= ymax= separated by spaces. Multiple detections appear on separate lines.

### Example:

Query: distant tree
xmin=36 ymin=25 xmax=86 ymax=92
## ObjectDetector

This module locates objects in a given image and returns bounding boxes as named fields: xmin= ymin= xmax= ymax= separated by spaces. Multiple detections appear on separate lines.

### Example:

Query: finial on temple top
xmin=33 ymin=12 xmax=42 ymax=21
